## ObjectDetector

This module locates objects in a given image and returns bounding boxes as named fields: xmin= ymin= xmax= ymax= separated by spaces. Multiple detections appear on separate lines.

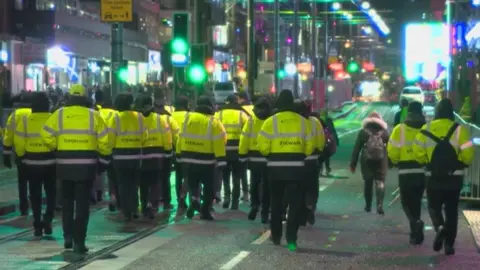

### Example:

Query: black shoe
xmin=222 ymin=200 xmax=230 ymax=209
xmin=73 ymin=243 xmax=89 ymax=254
xmin=186 ymin=201 xmax=200 ymax=219
xmin=248 ymin=207 xmax=258 ymax=221
xmin=414 ymin=220 xmax=424 ymax=245
xmin=108 ymin=203 xmax=116 ymax=212
xmin=230 ymin=201 xmax=239 ymax=210
xmin=377 ymin=206 xmax=385 ymax=215
xmin=444 ymin=245 xmax=455 ymax=256
xmin=34 ymin=228 xmax=43 ymax=237
xmin=409 ymin=233 xmax=416 ymax=245
xmin=144 ymin=207 xmax=155 ymax=220
xmin=271 ymin=236 xmax=281 ymax=246
xmin=433 ymin=226 xmax=445 ymax=252
xmin=43 ymin=223 xmax=52 ymax=235
xmin=200 ymin=212 xmax=215 ymax=221
xmin=364 ymin=206 xmax=371 ymax=213
xmin=64 ymin=237 xmax=73 ymax=249
xmin=307 ymin=210 xmax=316 ymax=226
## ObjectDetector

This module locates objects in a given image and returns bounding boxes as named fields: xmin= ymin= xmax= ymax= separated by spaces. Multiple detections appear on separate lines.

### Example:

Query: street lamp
xmin=473 ymin=0 xmax=480 ymax=6
xmin=361 ymin=2 xmax=371 ymax=10
xmin=332 ymin=2 xmax=341 ymax=11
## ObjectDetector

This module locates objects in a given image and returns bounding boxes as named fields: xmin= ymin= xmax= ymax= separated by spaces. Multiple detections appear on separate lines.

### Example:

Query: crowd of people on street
xmin=0 ymin=86 xmax=474 ymax=257
xmin=350 ymin=98 xmax=474 ymax=256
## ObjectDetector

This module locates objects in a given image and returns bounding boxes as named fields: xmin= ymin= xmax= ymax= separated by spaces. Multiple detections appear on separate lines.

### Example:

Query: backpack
xmin=420 ymin=123 xmax=459 ymax=180
xmin=363 ymin=130 xmax=385 ymax=160
xmin=324 ymin=128 xmax=337 ymax=157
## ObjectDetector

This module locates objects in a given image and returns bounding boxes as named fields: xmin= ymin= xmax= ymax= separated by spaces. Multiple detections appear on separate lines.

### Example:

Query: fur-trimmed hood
xmin=362 ymin=117 xmax=387 ymax=131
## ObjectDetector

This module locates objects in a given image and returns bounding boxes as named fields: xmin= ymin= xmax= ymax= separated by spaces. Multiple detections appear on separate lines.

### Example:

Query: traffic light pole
xmin=311 ymin=4 xmax=317 ymax=79
xmin=247 ymin=0 xmax=255 ymax=98
xmin=323 ymin=4 xmax=329 ymax=115
xmin=292 ymin=0 xmax=299 ymax=97
xmin=274 ymin=0 xmax=280 ymax=95
xmin=111 ymin=23 xmax=123 ymax=99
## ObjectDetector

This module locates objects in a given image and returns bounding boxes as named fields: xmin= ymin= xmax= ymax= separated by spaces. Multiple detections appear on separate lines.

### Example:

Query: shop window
xmin=36 ymin=0 xmax=55 ymax=10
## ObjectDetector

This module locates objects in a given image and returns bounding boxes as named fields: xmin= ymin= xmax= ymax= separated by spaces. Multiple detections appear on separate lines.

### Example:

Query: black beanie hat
xmin=408 ymin=101 xmax=423 ymax=114
xmin=435 ymin=98 xmax=454 ymax=120
xmin=197 ymin=95 xmax=214 ymax=109
xmin=274 ymin=89 xmax=294 ymax=110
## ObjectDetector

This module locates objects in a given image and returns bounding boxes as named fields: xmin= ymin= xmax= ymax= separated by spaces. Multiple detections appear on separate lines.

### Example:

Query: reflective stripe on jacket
xmin=216 ymin=109 xmax=249 ymax=160
xmin=239 ymin=116 xmax=267 ymax=164
xmin=142 ymin=113 xmax=173 ymax=169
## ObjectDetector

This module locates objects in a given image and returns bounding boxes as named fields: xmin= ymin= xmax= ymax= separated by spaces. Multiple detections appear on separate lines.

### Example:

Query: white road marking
xmin=220 ymin=251 xmax=250 ymax=270
xmin=251 ymin=230 xmax=271 ymax=245
xmin=79 ymin=234 xmax=173 ymax=270
xmin=319 ymin=177 xmax=335 ymax=192
xmin=0 ymin=215 xmax=23 ymax=225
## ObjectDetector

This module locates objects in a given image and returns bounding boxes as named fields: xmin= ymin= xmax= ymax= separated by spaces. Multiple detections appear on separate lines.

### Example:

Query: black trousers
xmin=241 ymin=168 xmax=249 ymax=195
xmin=160 ymin=159 xmax=172 ymax=205
xmin=62 ymin=179 xmax=93 ymax=245
xmin=107 ymin=166 xmax=120 ymax=208
xmin=27 ymin=165 xmax=56 ymax=229
xmin=305 ymin=165 xmax=320 ymax=209
xmin=222 ymin=160 xmax=243 ymax=202
xmin=364 ymin=178 xmax=385 ymax=208
xmin=140 ymin=170 xmax=159 ymax=211
xmin=270 ymin=179 xmax=304 ymax=244
xmin=399 ymin=174 xmax=425 ymax=231
xmin=187 ymin=165 xmax=214 ymax=212
xmin=319 ymin=157 xmax=331 ymax=173
xmin=116 ymin=168 xmax=139 ymax=217
xmin=17 ymin=162 xmax=29 ymax=213
xmin=427 ymin=187 xmax=461 ymax=247
xmin=174 ymin=161 xmax=187 ymax=202
xmin=250 ymin=168 xmax=270 ymax=216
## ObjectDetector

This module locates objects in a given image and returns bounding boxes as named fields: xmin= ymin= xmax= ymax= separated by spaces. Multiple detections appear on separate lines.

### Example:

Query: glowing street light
xmin=473 ymin=0 xmax=480 ymax=6
xmin=332 ymin=2 xmax=341 ymax=11
xmin=361 ymin=2 xmax=371 ymax=10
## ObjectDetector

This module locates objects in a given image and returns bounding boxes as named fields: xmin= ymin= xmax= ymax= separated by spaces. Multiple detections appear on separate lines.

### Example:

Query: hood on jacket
xmin=274 ymin=89 xmax=295 ymax=112
xmin=435 ymin=98 xmax=454 ymax=120
xmin=137 ymin=94 xmax=154 ymax=117
xmin=31 ymin=92 xmax=50 ymax=113
xmin=196 ymin=95 xmax=214 ymax=115
xmin=404 ymin=112 xmax=426 ymax=129
xmin=362 ymin=113 xmax=387 ymax=131
xmin=253 ymin=97 xmax=272 ymax=120
xmin=114 ymin=93 xmax=134 ymax=111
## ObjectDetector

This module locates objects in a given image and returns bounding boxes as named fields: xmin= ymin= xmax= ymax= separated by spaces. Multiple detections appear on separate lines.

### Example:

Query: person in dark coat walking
xmin=350 ymin=112 xmax=389 ymax=215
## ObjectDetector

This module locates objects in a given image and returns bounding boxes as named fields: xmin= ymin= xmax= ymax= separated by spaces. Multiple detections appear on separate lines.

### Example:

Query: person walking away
xmin=41 ymin=84 xmax=111 ymax=253
xmin=257 ymin=90 xmax=314 ymax=250
xmin=216 ymin=95 xmax=249 ymax=209
xmin=350 ymin=112 xmax=389 ymax=215
xmin=3 ymin=92 xmax=32 ymax=215
xmin=176 ymin=96 xmax=226 ymax=220
xmin=394 ymin=98 xmax=409 ymax=127
xmin=239 ymin=97 xmax=272 ymax=223
xmin=387 ymin=101 xmax=427 ymax=245
xmin=319 ymin=110 xmax=338 ymax=176
xmin=171 ymin=96 xmax=190 ymax=210
xmin=108 ymin=93 xmax=147 ymax=221
xmin=413 ymin=99 xmax=474 ymax=255
xmin=138 ymin=94 xmax=173 ymax=219
xmin=14 ymin=92 xmax=56 ymax=237
xmin=96 ymin=93 xmax=119 ymax=211
xmin=237 ymin=92 xmax=253 ymax=202
xmin=154 ymin=92 xmax=180 ymax=210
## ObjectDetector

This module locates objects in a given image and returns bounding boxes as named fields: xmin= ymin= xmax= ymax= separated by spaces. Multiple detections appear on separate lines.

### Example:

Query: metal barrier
xmin=455 ymin=113 xmax=480 ymax=201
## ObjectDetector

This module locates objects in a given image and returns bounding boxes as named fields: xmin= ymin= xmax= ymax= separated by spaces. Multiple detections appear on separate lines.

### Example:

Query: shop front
xmin=213 ymin=50 xmax=233 ymax=82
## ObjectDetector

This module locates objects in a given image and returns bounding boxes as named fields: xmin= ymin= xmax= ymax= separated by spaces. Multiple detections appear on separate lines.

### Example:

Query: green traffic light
xmin=277 ymin=70 xmax=285 ymax=79
xmin=118 ymin=69 xmax=128 ymax=82
xmin=171 ymin=38 xmax=188 ymax=54
xmin=347 ymin=62 xmax=359 ymax=73
xmin=188 ymin=64 xmax=207 ymax=84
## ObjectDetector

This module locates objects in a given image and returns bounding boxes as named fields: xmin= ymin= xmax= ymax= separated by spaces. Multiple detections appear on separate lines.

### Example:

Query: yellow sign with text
xmin=101 ymin=0 xmax=133 ymax=22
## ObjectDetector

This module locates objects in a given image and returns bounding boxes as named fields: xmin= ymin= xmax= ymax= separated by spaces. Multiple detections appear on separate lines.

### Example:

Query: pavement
xmin=0 ymin=102 xmax=478 ymax=269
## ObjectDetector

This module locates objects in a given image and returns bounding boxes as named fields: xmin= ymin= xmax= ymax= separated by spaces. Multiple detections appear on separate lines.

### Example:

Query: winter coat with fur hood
xmin=350 ymin=116 xmax=390 ymax=181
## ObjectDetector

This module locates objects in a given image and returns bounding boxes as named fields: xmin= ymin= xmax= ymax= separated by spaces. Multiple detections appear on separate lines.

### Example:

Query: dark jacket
xmin=350 ymin=117 xmax=389 ymax=181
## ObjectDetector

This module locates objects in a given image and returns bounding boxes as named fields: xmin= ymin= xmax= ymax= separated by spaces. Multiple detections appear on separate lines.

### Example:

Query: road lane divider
xmin=220 ymin=251 xmax=251 ymax=270
xmin=251 ymin=230 xmax=271 ymax=245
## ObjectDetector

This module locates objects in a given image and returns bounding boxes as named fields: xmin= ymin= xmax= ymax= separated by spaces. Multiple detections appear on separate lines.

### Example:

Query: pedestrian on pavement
xmin=394 ymin=98 xmax=409 ymax=127
xmin=257 ymin=90 xmax=314 ymax=250
xmin=3 ymin=92 xmax=32 ymax=216
xmin=176 ymin=96 xmax=226 ymax=220
xmin=216 ymin=94 xmax=249 ymax=210
xmin=14 ymin=92 xmax=56 ymax=237
xmin=319 ymin=111 xmax=339 ymax=176
xmin=387 ymin=101 xmax=427 ymax=245
xmin=109 ymin=93 xmax=147 ymax=221
xmin=413 ymin=98 xmax=474 ymax=255
xmin=239 ymin=97 xmax=272 ymax=224
xmin=154 ymin=91 xmax=179 ymax=210
xmin=138 ymin=94 xmax=173 ymax=219
xmin=171 ymin=96 xmax=190 ymax=210
xmin=350 ymin=111 xmax=389 ymax=215
xmin=41 ymin=84 xmax=112 ymax=253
